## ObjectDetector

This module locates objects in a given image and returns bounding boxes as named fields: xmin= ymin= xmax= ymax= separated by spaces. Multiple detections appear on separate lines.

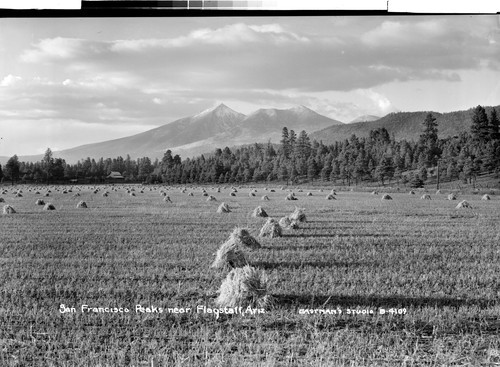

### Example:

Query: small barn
xmin=106 ymin=171 xmax=125 ymax=183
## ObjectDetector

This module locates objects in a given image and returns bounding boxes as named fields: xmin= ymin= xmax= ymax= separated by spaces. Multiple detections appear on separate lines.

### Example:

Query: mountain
xmin=350 ymin=115 xmax=380 ymax=123
xmin=12 ymin=104 xmax=341 ymax=164
xmin=310 ymin=106 xmax=500 ymax=145
xmin=241 ymin=105 xmax=342 ymax=133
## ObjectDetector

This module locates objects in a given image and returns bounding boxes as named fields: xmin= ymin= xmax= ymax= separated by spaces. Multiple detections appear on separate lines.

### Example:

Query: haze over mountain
xmin=9 ymin=104 xmax=342 ymax=164
xmin=349 ymin=115 xmax=381 ymax=124
xmin=310 ymin=105 xmax=500 ymax=145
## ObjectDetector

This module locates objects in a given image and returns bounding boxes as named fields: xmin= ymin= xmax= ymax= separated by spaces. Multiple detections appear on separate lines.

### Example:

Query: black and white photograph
xmin=1 ymin=7 xmax=500 ymax=366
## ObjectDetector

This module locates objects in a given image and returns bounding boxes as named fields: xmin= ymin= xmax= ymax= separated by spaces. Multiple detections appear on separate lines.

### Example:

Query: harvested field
xmin=0 ymin=184 xmax=499 ymax=366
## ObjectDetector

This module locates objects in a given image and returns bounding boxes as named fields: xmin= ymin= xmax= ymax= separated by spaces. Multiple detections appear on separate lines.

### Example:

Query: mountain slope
xmin=241 ymin=105 xmax=342 ymax=134
xmin=41 ymin=104 xmax=245 ymax=163
xmin=20 ymin=104 xmax=341 ymax=163
xmin=311 ymin=106 xmax=500 ymax=144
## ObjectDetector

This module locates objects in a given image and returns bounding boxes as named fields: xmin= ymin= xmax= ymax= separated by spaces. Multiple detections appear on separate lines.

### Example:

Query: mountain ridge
xmin=310 ymin=105 xmax=500 ymax=145
xmin=4 ymin=104 xmax=499 ymax=165
xmin=8 ymin=103 xmax=341 ymax=164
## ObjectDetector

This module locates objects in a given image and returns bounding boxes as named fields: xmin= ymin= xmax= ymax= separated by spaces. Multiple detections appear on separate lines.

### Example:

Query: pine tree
xmin=5 ymin=155 xmax=20 ymax=185
xmin=295 ymin=130 xmax=312 ymax=159
xmin=418 ymin=113 xmax=441 ymax=167
xmin=488 ymin=108 xmax=500 ymax=140
xmin=280 ymin=127 xmax=290 ymax=158
xmin=470 ymin=105 xmax=490 ymax=143
xmin=307 ymin=158 xmax=317 ymax=181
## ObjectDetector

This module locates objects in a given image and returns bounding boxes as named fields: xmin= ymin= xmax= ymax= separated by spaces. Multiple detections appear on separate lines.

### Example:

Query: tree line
xmin=1 ymin=105 xmax=499 ymax=187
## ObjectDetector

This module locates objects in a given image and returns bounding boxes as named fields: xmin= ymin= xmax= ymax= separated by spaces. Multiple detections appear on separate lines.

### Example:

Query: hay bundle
xmin=161 ymin=192 xmax=167 ymax=196
xmin=421 ymin=194 xmax=431 ymax=200
xmin=43 ymin=203 xmax=56 ymax=211
xmin=259 ymin=218 xmax=282 ymax=238
xmin=203 ymin=192 xmax=209 ymax=197
xmin=448 ymin=194 xmax=457 ymax=200
xmin=482 ymin=194 xmax=491 ymax=201
xmin=456 ymin=200 xmax=472 ymax=209
xmin=249 ymin=192 xmax=256 ymax=197
xmin=62 ymin=190 xmax=68 ymax=194
xmin=307 ymin=192 xmax=313 ymax=196
xmin=211 ymin=239 xmax=247 ymax=270
xmin=129 ymin=192 xmax=136 ymax=197
xmin=261 ymin=195 xmax=269 ymax=201
xmin=36 ymin=199 xmax=45 ymax=205
xmin=93 ymin=189 xmax=99 ymax=194
xmin=289 ymin=207 xmax=306 ymax=223
xmin=188 ymin=192 xmax=194 ymax=196
xmin=44 ymin=193 xmax=50 ymax=197
xmin=0 ymin=197 xmax=4 ymax=203
xmin=216 ymin=188 xmax=221 ymax=193
xmin=270 ymin=189 xmax=275 ymax=192
xmin=279 ymin=216 xmax=299 ymax=230
xmin=229 ymin=227 xmax=261 ymax=249
xmin=72 ymin=193 xmax=80 ymax=197
xmin=409 ymin=190 xmax=415 ymax=195
xmin=102 ymin=193 xmax=108 ymax=197
xmin=14 ymin=193 xmax=22 ymax=197
xmin=252 ymin=206 xmax=268 ymax=218
xmin=164 ymin=196 xmax=172 ymax=202
xmin=326 ymin=194 xmax=336 ymax=200
xmin=215 ymin=265 xmax=270 ymax=309
xmin=436 ymin=190 xmax=442 ymax=194
xmin=35 ymin=191 xmax=40 ymax=195
xmin=76 ymin=201 xmax=88 ymax=209
xmin=230 ymin=192 xmax=236 ymax=197
xmin=330 ymin=190 xmax=337 ymax=195
xmin=206 ymin=195 xmax=217 ymax=202
xmin=371 ymin=191 xmax=379 ymax=195
xmin=381 ymin=194 xmax=392 ymax=200
xmin=285 ymin=193 xmax=297 ymax=201
xmin=217 ymin=202 xmax=231 ymax=213
xmin=3 ymin=205 xmax=15 ymax=214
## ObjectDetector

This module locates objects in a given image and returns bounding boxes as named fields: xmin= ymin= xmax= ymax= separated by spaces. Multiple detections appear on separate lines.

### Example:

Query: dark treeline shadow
xmin=250 ymin=261 xmax=372 ymax=269
xmin=282 ymin=233 xmax=391 ymax=238
xmin=259 ymin=244 xmax=333 ymax=251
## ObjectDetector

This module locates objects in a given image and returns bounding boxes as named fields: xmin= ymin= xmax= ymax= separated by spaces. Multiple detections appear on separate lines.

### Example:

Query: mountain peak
xmin=194 ymin=103 xmax=241 ymax=118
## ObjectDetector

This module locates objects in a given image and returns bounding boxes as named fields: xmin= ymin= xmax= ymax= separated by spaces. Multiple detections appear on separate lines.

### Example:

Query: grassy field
xmin=0 ymin=184 xmax=499 ymax=366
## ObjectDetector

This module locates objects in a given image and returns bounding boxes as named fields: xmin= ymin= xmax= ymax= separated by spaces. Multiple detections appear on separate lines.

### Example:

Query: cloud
xmin=17 ymin=18 xmax=498 ymax=97
xmin=358 ymin=89 xmax=397 ymax=114
xmin=0 ymin=74 xmax=22 ymax=87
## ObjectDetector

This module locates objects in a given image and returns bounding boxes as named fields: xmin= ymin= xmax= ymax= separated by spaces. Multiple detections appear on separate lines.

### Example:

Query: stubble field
xmin=0 ymin=184 xmax=499 ymax=366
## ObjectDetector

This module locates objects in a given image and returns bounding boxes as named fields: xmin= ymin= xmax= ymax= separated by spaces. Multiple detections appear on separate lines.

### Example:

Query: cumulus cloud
xmin=0 ymin=74 xmax=22 ymax=87
xmin=18 ymin=18 xmax=496 ymax=96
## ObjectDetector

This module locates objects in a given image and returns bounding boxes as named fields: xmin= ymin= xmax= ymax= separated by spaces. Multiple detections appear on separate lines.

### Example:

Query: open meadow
xmin=1 ymin=184 xmax=500 ymax=366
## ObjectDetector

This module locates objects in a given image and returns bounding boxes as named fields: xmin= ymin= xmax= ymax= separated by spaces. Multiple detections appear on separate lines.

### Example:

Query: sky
xmin=0 ymin=15 xmax=499 ymax=156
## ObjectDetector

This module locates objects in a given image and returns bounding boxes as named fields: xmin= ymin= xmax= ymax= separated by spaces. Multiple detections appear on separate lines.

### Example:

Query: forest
xmin=2 ymin=105 xmax=499 ymax=188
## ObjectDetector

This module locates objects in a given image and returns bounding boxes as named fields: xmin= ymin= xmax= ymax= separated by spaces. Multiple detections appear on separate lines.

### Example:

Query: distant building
xmin=106 ymin=171 xmax=125 ymax=183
